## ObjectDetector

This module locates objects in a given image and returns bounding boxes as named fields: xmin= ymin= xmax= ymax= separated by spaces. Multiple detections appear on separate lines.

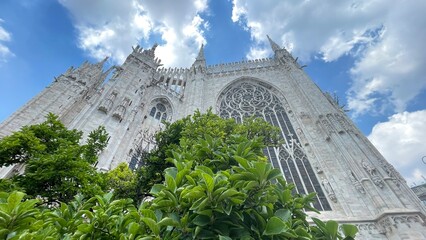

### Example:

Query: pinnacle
xmin=196 ymin=44 xmax=205 ymax=61
xmin=267 ymin=35 xmax=282 ymax=52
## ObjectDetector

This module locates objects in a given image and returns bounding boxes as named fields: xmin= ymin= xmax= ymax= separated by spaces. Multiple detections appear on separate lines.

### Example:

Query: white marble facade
xmin=1 ymin=37 xmax=425 ymax=239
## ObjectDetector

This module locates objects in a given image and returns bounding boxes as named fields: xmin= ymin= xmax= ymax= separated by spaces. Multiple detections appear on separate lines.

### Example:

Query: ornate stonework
xmin=1 ymin=37 xmax=425 ymax=239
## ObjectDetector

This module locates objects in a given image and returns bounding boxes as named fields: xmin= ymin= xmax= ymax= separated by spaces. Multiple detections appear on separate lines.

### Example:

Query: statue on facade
xmin=322 ymin=177 xmax=337 ymax=202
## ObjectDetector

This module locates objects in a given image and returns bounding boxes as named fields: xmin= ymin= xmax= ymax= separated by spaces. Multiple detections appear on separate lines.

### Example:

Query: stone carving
xmin=98 ymin=91 xmax=117 ymax=113
xmin=334 ymin=113 xmax=351 ymax=132
xmin=354 ymin=223 xmax=380 ymax=235
xmin=111 ymin=66 xmax=123 ymax=79
xmin=129 ymin=108 xmax=138 ymax=122
xmin=328 ymin=114 xmax=344 ymax=134
xmin=299 ymin=111 xmax=310 ymax=119
xmin=379 ymin=159 xmax=404 ymax=187
xmin=321 ymin=177 xmax=337 ymax=202
xmin=362 ymin=160 xmax=384 ymax=188
xmin=362 ymin=160 xmax=376 ymax=176
xmin=296 ymin=128 xmax=309 ymax=146
xmin=112 ymin=98 xmax=130 ymax=121
xmin=377 ymin=214 xmax=424 ymax=235
xmin=313 ymin=162 xmax=323 ymax=173
xmin=284 ymin=103 xmax=293 ymax=115
xmin=207 ymin=58 xmax=276 ymax=74
xmin=318 ymin=115 xmax=333 ymax=140
xmin=350 ymin=171 xmax=366 ymax=194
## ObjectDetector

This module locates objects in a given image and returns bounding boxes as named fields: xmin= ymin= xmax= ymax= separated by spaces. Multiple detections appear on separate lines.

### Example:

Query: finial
xmin=144 ymin=43 xmax=158 ymax=58
xmin=95 ymin=56 xmax=109 ymax=68
xmin=101 ymin=56 xmax=109 ymax=63
xmin=196 ymin=44 xmax=205 ymax=61
xmin=267 ymin=35 xmax=282 ymax=52
xmin=152 ymin=43 xmax=158 ymax=51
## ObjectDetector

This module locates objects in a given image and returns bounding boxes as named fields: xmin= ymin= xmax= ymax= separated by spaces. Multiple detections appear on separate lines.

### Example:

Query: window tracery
xmin=148 ymin=99 xmax=172 ymax=122
xmin=218 ymin=80 xmax=331 ymax=211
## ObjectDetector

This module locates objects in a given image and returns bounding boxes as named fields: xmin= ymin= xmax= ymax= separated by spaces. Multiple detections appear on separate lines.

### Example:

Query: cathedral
xmin=1 ymin=36 xmax=425 ymax=239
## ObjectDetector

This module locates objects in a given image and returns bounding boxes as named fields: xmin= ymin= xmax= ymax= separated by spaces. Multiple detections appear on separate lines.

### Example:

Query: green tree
xmin=0 ymin=111 xmax=357 ymax=239
xmin=135 ymin=109 xmax=281 ymax=200
xmin=0 ymin=113 xmax=108 ymax=204
xmin=134 ymin=110 xmax=357 ymax=239
xmin=104 ymin=162 xmax=137 ymax=200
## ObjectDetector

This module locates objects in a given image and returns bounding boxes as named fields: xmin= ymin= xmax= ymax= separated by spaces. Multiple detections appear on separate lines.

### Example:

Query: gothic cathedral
xmin=1 ymin=36 xmax=425 ymax=239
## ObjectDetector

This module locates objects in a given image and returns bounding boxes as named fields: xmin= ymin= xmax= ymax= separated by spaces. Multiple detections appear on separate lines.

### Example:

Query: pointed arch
xmin=216 ymin=78 xmax=331 ymax=211
xmin=148 ymin=97 xmax=173 ymax=122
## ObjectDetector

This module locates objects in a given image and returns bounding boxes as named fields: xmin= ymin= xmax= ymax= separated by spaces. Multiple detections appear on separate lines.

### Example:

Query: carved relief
xmin=377 ymin=214 xmax=424 ymax=235
xmin=111 ymin=66 xmax=123 ymax=79
xmin=313 ymin=162 xmax=323 ymax=173
xmin=112 ymin=97 xmax=130 ymax=121
xmin=299 ymin=111 xmax=310 ymax=119
xmin=350 ymin=171 xmax=366 ymax=194
xmin=362 ymin=160 xmax=384 ymax=188
xmin=296 ymin=128 xmax=309 ymax=146
xmin=354 ymin=223 xmax=380 ymax=235
xmin=379 ymin=159 xmax=404 ymax=187
xmin=321 ymin=177 xmax=337 ymax=202
xmin=98 ymin=91 xmax=117 ymax=113
xmin=284 ymin=103 xmax=293 ymax=116
xmin=334 ymin=113 xmax=352 ymax=132
xmin=328 ymin=113 xmax=344 ymax=134
xmin=317 ymin=115 xmax=333 ymax=140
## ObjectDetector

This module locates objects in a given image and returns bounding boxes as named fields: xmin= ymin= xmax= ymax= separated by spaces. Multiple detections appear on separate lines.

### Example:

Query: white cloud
xmin=231 ymin=0 xmax=426 ymax=116
xmin=348 ymin=0 xmax=426 ymax=116
xmin=58 ymin=0 xmax=208 ymax=67
xmin=246 ymin=46 xmax=269 ymax=60
xmin=0 ymin=19 xmax=14 ymax=63
xmin=368 ymin=110 xmax=426 ymax=185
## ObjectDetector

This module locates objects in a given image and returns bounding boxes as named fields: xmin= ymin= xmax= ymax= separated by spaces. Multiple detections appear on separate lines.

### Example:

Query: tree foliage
xmin=0 ymin=110 xmax=357 ymax=239
xmin=0 ymin=113 xmax=108 ymax=203
xmin=135 ymin=109 xmax=281 ymax=200
xmin=104 ymin=162 xmax=137 ymax=200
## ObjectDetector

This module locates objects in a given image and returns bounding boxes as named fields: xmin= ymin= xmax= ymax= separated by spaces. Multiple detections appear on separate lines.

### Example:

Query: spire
xmin=94 ymin=56 xmax=109 ymax=69
xmin=191 ymin=44 xmax=206 ymax=75
xmin=196 ymin=44 xmax=205 ymax=61
xmin=267 ymin=35 xmax=282 ymax=52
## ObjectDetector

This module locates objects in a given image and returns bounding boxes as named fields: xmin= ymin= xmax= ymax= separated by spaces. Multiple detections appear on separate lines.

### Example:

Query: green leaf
xmin=266 ymin=168 xmax=282 ymax=181
xmin=158 ymin=217 xmax=179 ymax=227
xmin=185 ymin=175 xmax=196 ymax=185
xmin=77 ymin=223 xmax=93 ymax=233
xmin=150 ymin=184 xmax=165 ymax=195
xmin=325 ymin=220 xmax=339 ymax=239
xmin=7 ymin=191 xmax=25 ymax=210
xmin=202 ymin=173 xmax=214 ymax=193
xmin=128 ymin=222 xmax=140 ymax=235
xmin=341 ymin=224 xmax=358 ymax=238
xmin=165 ymin=174 xmax=177 ymax=193
xmin=234 ymin=156 xmax=250 ymax=169
xmin=263 ymin=216 xmax=286 ymax=236
xmin=275 ymin=209 xmax=291 ymax=222
xmin=218 ymin=188 xmax=240 ymax=202
xmin=193 ymin=214 xmax=211 ymax=226
xmin=140 ymin=209 xmax=157 ymax=221
xmin=195 ymin=165 xmax=214 ymax=176
xmin=141 ymin=217 xmax=160 ymax=235
xmin=219 ymin=235 xmax=232 ymax=240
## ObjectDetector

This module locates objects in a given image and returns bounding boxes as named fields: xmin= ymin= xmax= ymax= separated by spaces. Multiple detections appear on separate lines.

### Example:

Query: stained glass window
xmin=148 ymin=100 xmax=172 ymax=122
xmin=218 ymin=80 xmax=331 ymax=211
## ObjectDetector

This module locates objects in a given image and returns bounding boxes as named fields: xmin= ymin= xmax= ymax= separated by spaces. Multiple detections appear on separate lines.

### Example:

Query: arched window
xmin=149 ymin=107 xmax=156 ymax=117
xmin=217 ymin=80 xmax=331 ymax=211
xmin=148 ymin=100 xmax=172 ymax=122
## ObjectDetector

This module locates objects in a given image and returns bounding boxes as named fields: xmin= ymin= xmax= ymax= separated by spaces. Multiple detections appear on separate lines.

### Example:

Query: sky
xmin=0 ymin=0 xmax=425 ymax=185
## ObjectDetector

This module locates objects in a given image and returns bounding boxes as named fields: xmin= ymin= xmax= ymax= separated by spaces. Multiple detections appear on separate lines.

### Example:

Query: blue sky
xmin=0 ymin=0 xmax=425 ymax=185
